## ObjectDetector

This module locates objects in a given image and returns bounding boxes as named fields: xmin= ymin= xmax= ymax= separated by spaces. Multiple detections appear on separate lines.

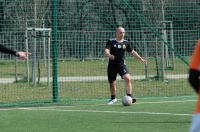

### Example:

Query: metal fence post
xmin=52 ymin=0 xmax=59 ymax=102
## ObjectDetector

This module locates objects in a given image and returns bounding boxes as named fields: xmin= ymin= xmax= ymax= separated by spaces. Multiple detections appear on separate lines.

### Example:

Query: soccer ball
xmin=122 ymin=95 xmax=132 ymax=106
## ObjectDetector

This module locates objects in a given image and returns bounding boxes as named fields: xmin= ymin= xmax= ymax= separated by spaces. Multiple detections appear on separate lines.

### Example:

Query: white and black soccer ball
xmin=122 ymin=95 xmax=132 ymax=106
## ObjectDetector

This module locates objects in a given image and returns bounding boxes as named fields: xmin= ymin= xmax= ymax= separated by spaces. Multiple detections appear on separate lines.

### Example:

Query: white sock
xmin=190 ymin=113 xmax=200 ymax=132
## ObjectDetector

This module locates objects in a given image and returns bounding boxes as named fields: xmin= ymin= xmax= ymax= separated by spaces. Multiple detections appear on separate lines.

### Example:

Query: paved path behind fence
xmin=0 ymin=74 xmax=188 ymax=84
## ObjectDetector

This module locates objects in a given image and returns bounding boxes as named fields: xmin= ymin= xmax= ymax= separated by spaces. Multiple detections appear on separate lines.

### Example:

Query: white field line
xmin=136 ymin=99 xmax=196 ymax=104
xmin=0 ymin=99 xmax=195 ymax=111
xmin=0 ymin=99 xmax=194 ymax=116
xmin=17 ymin=108 xmax=192 ymax=116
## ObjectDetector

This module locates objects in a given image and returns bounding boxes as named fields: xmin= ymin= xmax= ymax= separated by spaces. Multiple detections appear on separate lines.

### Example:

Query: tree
xmin=3 ymin=0 xmax=51 ymax=32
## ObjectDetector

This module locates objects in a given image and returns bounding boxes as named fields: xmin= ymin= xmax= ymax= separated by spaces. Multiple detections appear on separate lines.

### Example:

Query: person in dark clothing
xmin=0 ymin=44 xmax=30 ymax=60
xmin=104 ymin=26 xmax=147 ymax=105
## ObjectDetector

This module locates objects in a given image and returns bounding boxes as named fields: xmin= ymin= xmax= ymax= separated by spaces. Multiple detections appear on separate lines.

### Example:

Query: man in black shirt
xmin=104 ymin=26 xmax=147 ymax=105
xmin=0 ymin=44 xmax=30 ymax=59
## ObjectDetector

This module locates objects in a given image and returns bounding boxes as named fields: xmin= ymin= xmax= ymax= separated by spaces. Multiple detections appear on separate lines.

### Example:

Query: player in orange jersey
xmin=188 ymin=40 xmax=200 ymax=132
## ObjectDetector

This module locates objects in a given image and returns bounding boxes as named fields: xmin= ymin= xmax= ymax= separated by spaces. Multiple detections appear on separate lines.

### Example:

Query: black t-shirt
xmin=105 ymin=39 xmax=133 ymax=64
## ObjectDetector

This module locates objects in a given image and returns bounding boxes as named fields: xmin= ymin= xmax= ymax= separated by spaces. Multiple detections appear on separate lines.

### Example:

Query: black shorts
xmin=107 ymin=63 xmax=129 ymax=83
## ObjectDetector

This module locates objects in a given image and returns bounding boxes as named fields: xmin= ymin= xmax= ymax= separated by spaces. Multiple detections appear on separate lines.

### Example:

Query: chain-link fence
xmin=0 ymin=0 xmax=198 ymax=106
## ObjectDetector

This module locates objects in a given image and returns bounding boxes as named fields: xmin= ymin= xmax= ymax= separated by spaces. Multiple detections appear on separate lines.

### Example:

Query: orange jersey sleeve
xmin=190 ymin=40 xmax=200 ymax=70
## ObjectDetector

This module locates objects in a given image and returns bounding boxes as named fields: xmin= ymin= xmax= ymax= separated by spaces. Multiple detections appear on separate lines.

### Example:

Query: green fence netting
xmin=0 ymin=0 xmax=198 ymax=106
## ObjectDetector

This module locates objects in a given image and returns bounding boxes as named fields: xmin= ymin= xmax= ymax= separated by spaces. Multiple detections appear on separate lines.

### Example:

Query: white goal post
xmin=159 ymin=21 xmax=175 ymax=80
xmin=25 ymin=27 xmax=51 ymax=85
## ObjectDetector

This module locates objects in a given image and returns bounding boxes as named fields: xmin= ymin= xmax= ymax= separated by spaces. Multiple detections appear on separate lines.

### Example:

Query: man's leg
xmin=107 ymin=64 xmax=117 ymax=105
xmin=123 ymin=73 xmax=136 ymax=103
xmin=123 ymin=74 xmax=132 ymax=94
xmin=190 ymin=95 xmax=200 ymax=132
xmin=107 ymin=80 xmax=117 ymax=105
xmin=188 ymin=68 xmax=200 ymax=131
xmin=110 ymin=80 xmax=117 ymax=99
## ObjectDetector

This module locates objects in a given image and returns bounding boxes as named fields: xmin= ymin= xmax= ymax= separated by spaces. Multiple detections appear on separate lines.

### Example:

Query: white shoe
xmin=107 ymin=98 xmax=117 ymax=105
